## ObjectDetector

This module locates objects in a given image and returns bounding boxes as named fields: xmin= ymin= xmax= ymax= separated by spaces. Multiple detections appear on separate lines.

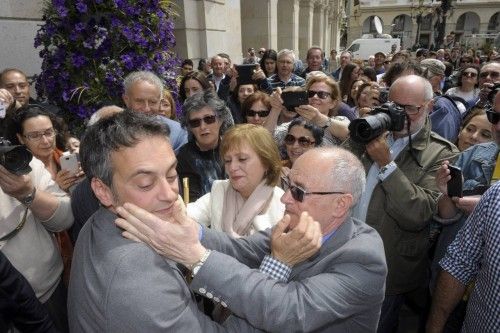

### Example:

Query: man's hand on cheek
xmin=115 ymin=200 xmax=204 ymax=267
xmin=270 ymin=212 xmax=322 ymax=267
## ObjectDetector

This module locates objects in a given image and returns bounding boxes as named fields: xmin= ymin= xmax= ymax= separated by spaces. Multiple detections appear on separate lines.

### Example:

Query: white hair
xmin=123 ymin=71 xmax=164 ymax=99
xmin=277 ymin=49 xmax=296 ymax=62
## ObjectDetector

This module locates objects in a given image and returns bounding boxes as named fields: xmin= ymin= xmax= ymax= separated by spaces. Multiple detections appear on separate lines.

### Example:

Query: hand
xmin=229 ymin=65 xmax=238 ymax=92
xmin=435 ymin=161 xmax=451 ymax=195
xmin=295 ymin=104 xmax=323 ymax=123
xmin=451 ymin=195 xmax=481 ymax=215
xmin=365 ymin=133 xmax=391 ymax=167
xmin=270 ymin=212 xmax=322 ymax=266
xmin=115 ymin=200 xmax=205 ymax=267
xmin=0 ymin=89 xmax=15 ymax=109
xmin=270 ymin=87 xmax=284 ymax=110
xmin=55 ymin=168 xmax=84 ymax=192
xmin=0 ymin=165 xmax=35 ymax=200
xmin=252 ymin=66 xmax=266 ymax=81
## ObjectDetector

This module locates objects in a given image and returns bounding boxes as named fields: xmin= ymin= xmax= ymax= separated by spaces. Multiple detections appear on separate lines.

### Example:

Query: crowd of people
xmin=0 ymin=39 xmax=499 ymax=333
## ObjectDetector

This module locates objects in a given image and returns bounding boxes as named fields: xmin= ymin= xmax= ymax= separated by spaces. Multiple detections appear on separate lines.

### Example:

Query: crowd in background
xmin=1 ymin=37 xmax=500 ymax=333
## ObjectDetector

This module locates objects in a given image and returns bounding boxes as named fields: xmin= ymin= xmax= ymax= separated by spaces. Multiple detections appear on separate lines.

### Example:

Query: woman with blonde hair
xmin=159 ymin=89 xmax=177 ymax=120
xmin=186 ymin=124 xmax=284 ymax=236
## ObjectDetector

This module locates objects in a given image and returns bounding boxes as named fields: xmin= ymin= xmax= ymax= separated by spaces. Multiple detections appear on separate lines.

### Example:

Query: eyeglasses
xmin=284 ymin=134 xmax=315 ymax=147
xmin=282 ymin=176 xmax=345 ymax=202
xmin=479 ymin=71 xmax=500 ymax=80
xmin=391 ymin=101 xmax=424 ymax=115
xmin=188 ymin=115 xmax=217 ymax=128
xmin=384 ymin=61 xmax=391 ymax=65
xmin=462 ymin=71 xmax=478 ymax=78
xmin=23 ymin=128 xmax=57 ymax=141
xmin=246 ymin=109 xmax=270 ymax=118
xmin=307 ymin=90 xmax=331 ymax=99
xmin=486 ymin=109 xmax=500 ymax=125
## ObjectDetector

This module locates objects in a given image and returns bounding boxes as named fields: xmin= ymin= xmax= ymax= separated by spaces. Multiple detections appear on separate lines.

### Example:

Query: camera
xmin=378 ymin=88 xmax=389 ymax=104
xmin=348 ymin=102 xmax=406 ymax=144
xmin=0 ymin=138 xmax=33 ymax=175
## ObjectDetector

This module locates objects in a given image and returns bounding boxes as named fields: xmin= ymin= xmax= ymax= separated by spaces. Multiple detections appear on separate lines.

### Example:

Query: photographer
xmin=0 ymin=112 xmax=73 ymax=332
xmin=342 ymin=75 xmax=458 ymax=332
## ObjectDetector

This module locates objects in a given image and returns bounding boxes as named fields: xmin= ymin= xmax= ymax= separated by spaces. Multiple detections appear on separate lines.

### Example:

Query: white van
xmin=347 ymin=38 xmax=400 ymax=60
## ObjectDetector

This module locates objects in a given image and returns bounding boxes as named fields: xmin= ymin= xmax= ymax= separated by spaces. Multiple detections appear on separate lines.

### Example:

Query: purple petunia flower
xmin=76 ymin=2 xmax=88 ymax=13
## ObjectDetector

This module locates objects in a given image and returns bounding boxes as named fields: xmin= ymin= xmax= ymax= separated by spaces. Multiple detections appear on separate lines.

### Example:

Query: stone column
xmin=299 ymin=0 xmax=315 ymax=59
xmin=277 ymin=0 xmax=300 ymax=52
xmin=268 ymin=0 xmax=279 ymax=50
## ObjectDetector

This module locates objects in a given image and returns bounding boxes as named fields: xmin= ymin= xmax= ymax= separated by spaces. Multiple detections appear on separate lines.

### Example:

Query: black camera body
xmin=349 ymin=102 xmax=406 ymax=144
xmin=0 ymin=138 xmax=33 ymax=175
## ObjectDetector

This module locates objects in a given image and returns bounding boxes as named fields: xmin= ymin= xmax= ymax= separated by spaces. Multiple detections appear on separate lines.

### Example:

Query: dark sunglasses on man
xmin=486 ymin=109 xmax=499 ymax=125
xmin=188 ymin=115 xmax=217 ymax=128
xmin=281 ymin=176 xmax=345 ymax=202
xmin=479 ymin=71 xmax=500 ymax=80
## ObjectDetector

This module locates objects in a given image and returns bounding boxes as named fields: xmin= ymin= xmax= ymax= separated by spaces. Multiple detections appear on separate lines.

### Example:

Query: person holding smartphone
xmin=264 ymin=74 xmax=349 ymax=157
xmin=428 ymin=89 xmax=500 ymax=332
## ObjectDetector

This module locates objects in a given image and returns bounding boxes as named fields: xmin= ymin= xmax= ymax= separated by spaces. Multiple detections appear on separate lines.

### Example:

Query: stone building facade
xmin=347 ymin=0 xmax=500 ymax=51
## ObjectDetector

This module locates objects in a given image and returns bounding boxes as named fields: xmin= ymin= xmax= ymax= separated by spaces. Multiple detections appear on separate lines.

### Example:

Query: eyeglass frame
xmin=390 ymin=101 xmax=425 ymax=115
xmin=282 ymin=176 xmax=345 ymax=202
xmin=307 ymin=90 xmax=332 ymax=99
xmin=187 ymin=114 xmax=218 ymax=128
xmin=461 ymin=71 xmax=478 ymax=78
xmin=22 ymin=127 xmax=57 ymax=141
xmin=486 ymin=109 xmax=500 ymax=125
xmin=246 ymin=109 xmax=270 ymax=118
xmin=479 ymin=71 xmax=500 ymax=80
xmin=284 ymin=134 xmax=316 ymax=148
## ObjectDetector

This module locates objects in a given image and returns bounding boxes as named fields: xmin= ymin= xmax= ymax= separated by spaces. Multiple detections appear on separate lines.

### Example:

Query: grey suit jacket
xmin=68 ymin=207 xmax=261 ymax=333
xmin=195 ymin=217 xmax=387 ymax=333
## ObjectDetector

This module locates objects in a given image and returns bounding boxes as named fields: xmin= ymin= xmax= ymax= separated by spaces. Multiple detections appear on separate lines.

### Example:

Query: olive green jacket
xmin=343 ymin=117 xmax=459 ymax=294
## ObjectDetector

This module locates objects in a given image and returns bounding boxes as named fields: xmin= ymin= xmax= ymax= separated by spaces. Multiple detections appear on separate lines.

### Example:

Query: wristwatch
xmin=190 ymin=249 xmax=212 ymax=277
xmin=19 ymin=187 xmax=37 ymax=207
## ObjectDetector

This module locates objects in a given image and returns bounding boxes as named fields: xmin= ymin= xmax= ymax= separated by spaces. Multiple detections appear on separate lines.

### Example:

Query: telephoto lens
xmin=0 ymin=138 xmax=33 ymax=175
xmin=348 ymin=102 xmax=406 ymax=144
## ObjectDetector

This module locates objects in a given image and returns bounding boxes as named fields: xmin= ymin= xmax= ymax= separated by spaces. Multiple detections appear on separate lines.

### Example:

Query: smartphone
xmin=0 ymin=100 xmax=6 ymax=119
xmin=235 ymin=64 xmax=257 ymax=85
xmin=281 ymin=91 xmax=309 ymax=111
xmin=447 ymin=165 xmax=463 ymax=198
xmin=59 ymin=153 xmax=79 ymax=175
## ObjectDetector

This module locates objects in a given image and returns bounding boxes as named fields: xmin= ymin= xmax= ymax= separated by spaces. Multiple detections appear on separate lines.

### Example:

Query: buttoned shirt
xmin=267 ymin=73 xmax=305 ymax=91
xmin=440 ymin=182 xmax=500 ymax=333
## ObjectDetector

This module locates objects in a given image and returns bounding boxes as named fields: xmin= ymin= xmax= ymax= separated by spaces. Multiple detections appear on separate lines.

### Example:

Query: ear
xmin=90 ymin=177 xmax=115 ymax=208
xmin=334 ymin=194 xmax=354 ymax=217
xmin=426 ymin=99 xmax=434 ymax=113
xmin=16 ymin=133 xmax=25 ymax=145
xmin=122 ymin=94 xmax=130 ymax=108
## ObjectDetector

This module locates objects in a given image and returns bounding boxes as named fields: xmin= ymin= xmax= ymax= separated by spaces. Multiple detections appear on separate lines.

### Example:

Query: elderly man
xmin=116 ymin=147 xmax=387 ymax=332
xmin=299 ymin=46 xmax=326 ymax=78
xmin=122 ymin=70 xmax=187 ymax=153
xmin=261 ymin=49 xmax=305 ymax=94
xmin=343 ymin=75 xmax=458 ymax=333
xmin=0 ymin=117 xmax=73 ymax=331
xmin=475 ymin=61 xmax=500 ymax=108
xmin=427 ymin=89 xmax=500 ymax=333
xmin=69 ymin=111 xmax=264 ymax=332
xmin=332 ymin=50 xmax=352 ymax=80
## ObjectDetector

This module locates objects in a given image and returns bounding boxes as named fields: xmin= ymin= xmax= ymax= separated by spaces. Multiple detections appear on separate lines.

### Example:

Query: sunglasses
xmin=188 ymin=115 xmax=217 ymax=128
xmin=246 ymin=109 xmax=270 ymax=117
xmin=282 ymin=176 xmax=345 ymax=202
xmin=462 ymin=72 xmax=477 ymax=78
xmin=486 ymin=109 xmax=500 ymax=125
xmin=307 ymin=90 xmax=331 ymax=99
xmin=284 ymin=134 xmax=315 ymax=148
xmin=479 ymin=71 xmax=500 ymax=80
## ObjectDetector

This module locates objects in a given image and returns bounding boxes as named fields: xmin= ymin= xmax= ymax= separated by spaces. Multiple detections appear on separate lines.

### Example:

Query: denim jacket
xmin=430 ymin=142 xmax=498 ymax=292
